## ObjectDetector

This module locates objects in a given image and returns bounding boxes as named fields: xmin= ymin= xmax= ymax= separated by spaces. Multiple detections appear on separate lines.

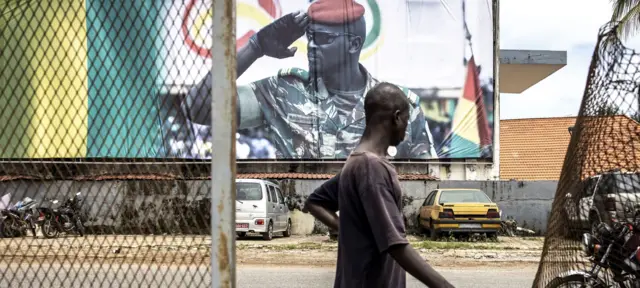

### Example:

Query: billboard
xmin=0 ymin=0 xmax=494 ymax=160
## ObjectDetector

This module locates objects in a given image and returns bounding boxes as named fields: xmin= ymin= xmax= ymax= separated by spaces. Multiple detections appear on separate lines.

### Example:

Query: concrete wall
xmin=287 ymin=179 xmax=557 ymax=235
xmin=0 ymin=180 xmax=213 ymax=234
xmin=0 ymin=179 xmax=557 ymax=235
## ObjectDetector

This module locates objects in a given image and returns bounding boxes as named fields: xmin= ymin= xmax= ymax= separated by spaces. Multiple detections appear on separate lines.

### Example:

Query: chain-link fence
xmin=533 ymin=22 xmax=640 ymax=287
xmin=0 ymin=1 xmax=234 ymax=286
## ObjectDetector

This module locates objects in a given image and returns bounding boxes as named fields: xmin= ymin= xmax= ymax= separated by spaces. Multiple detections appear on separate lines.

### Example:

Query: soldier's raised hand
xmin=250 ymin=11 xmax=309 ymax=59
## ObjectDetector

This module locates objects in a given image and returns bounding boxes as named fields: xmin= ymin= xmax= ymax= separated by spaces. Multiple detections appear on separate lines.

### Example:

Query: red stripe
xmin=182 ymin=0 xmax=212 ymax=58
xmin=258 ymin=0 xmax=278 ymax=17
xmin=464 ymin=57 xmax=492 ymax=146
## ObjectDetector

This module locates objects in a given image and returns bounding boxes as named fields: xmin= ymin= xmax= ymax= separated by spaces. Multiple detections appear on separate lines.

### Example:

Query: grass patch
xmin=412 ymin=241 xmax=506 ymax=250
xmin=521 ymin=237 xmax=544 ymax=241
xmin=237 ymin=242 xmax=327 ymax=251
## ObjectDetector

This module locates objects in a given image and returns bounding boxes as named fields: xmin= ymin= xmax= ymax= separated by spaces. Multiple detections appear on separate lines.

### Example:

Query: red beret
xmin=307 ymin=0 xmax=365 ymax=24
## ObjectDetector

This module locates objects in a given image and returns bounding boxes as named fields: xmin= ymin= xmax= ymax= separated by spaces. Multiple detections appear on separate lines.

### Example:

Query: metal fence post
xmin=211 ymin=0 xmax=236 ymax=287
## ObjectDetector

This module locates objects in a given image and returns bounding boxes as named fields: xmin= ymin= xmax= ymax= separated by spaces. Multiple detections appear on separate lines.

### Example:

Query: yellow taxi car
xmin=417 ymin=188 xmax=501 ymax=240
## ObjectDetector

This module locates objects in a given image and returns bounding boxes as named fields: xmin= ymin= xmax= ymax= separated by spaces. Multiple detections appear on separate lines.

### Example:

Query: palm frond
xmin=611 ymin=0 xmax=640 ymax=21
xmin=615 ymin=1 xmax=640 ymax=40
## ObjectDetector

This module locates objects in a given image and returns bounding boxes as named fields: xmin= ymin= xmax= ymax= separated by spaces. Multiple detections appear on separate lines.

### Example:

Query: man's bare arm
xmin=304 ymin=201 xmax=339 ymax=231
xmin=388 ymin=244 xmax=455 ymax=288
xmin=303 ymin=174 xmax=341 ymax=231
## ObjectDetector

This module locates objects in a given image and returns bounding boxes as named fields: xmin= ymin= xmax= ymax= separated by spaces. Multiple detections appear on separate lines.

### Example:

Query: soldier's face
xmin=306 ymin=22 xmax=362 ymax=75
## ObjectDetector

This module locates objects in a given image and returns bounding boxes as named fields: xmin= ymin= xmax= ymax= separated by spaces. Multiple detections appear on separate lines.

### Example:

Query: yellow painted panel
xmin=28 ymin=1 xmax=88 ymax=157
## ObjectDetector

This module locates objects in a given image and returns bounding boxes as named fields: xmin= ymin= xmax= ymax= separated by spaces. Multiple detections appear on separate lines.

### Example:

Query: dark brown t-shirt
xmin=308 ymin=151 xmax=409 ymax=288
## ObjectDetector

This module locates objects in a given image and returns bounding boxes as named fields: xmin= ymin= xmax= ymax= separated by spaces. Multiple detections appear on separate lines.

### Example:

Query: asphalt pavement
xmin=1 ymin=262 xmax=536 ymax=288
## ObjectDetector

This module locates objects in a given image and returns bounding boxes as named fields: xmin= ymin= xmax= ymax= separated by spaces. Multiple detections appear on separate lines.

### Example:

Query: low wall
xmin=0 ymin=179 xmax=557 ymax=235
xmin=287 ymin=179 xmax=557 ymax=235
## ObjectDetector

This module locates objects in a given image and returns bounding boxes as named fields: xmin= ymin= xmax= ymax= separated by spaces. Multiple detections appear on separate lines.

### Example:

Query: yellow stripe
xmin=28 ymin=1 xmax=88 ymax=157
xmin=451 ymin=98 xmax=480 ymax=144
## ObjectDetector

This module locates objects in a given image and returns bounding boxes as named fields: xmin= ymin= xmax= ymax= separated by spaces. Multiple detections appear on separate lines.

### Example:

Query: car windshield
xmin=438 ymin=190 xmax=492 ymax=204
xmin=236 ymin=183 xmax=263 ymax=201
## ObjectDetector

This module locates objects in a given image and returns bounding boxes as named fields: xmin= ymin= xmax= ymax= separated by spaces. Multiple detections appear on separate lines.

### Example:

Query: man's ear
xmin=348 ymin=36 xmax=363 ymax=53
xmin=393 ymin=110 xmax=401 ymax=123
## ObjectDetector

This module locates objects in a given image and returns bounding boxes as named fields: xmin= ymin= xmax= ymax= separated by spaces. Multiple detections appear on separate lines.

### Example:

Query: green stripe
xmin=0 ymin=2 xmax=33 ymax=157
xmin=444 ymin=134 xmax=480 ymax=158
xmin=363 ymin=0 xmax=382 ymax=49
xmin=85 ymin=0 xmax=163 ymax=157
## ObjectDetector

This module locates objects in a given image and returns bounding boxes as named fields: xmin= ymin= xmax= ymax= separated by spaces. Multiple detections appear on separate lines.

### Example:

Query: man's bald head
xmin=364 ymin=82 xmax=410 ymax=125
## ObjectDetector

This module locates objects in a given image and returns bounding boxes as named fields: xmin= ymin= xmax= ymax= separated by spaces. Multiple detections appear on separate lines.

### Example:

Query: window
xmin=276 ymin=188 xmax=285 ymax=205
xmin=583 ymin=177 xmax=600 ymax=197
xmin=597 ymin=175 xmax=615 ymax=195
xmin=426 ymin=190 xmax=438 ymax=206
xmin=438 ymin=190 xmax=492 ymax=204
xmin=236 ymin=183 xmax=263 ymax=201
xmin=268 ymin=186 xmax=278 ymax=203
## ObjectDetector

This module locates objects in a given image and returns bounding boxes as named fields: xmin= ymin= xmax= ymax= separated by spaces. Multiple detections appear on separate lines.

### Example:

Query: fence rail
xmin=0 ymin=0 xmax=237 ymax=287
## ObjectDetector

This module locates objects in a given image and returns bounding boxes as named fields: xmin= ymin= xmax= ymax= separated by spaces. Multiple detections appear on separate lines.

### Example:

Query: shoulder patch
xmin=399 ymin=86 xmax=420 ymax=106
xmin=277 ymin=68 xmax=309 ymax=82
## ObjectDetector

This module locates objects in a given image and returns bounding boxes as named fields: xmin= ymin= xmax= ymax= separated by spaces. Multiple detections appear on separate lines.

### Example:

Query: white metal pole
xmin=491 ymin=0 xmax=500 ymax=180
xmin=211 ymin=0 xmax=236 ymax=287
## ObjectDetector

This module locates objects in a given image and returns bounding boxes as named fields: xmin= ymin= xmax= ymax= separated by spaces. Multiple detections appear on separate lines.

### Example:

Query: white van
xmin=235 ymin=179 xmax=292 ymax=240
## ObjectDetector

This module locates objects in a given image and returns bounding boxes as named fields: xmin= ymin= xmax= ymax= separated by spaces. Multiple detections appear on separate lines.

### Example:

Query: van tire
xmin=262 ymin=221 xmax=274 ymax=241
xmin=283 ymin=219 xmax=292 ymax=237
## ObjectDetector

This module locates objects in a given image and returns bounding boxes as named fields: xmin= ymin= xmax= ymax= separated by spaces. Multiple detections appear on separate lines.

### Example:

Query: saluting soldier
xmin=184 ymin=0 xmax=438 ymax=159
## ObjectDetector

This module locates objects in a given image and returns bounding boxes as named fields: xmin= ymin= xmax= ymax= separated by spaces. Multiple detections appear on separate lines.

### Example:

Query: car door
xmin=419 ymin=198 xmax=429 ymax=225
xmin=427 ymin=191 xmax=440 ymax=226
xmin=266 ymin=185 xmax=279 ymax=227
xmin=420 ymin=190 xmax=437 ymax=225
xmin=275 ymin=187 xmax=288 ymax=230
xmin=580 ymin=176 xmax=601 ymax=226
xmin=577 ymin=177 xmax=600 ymax=226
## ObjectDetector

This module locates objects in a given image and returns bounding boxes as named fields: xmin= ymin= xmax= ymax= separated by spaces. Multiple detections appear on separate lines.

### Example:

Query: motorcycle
xmin=546 ymin=207 xmax=640 ymax=288
xmin=0 ymin=197 xmax=38 ymax=238
xmin=37 ymin=192 xmax=86 ymax=238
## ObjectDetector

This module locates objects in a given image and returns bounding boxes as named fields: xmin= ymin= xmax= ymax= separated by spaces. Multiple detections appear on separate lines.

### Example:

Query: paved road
xmin=1 ymin=263 xmax=536 ymax=287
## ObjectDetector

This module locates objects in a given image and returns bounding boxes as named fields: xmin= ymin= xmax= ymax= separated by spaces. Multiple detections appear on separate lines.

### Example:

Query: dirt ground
xmin=0 ymin=234 xmax=545 ymax=268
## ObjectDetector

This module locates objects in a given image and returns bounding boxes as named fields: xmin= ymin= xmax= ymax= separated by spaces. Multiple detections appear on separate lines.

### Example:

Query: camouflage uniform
xmin=237 ymin=64 xmax=437 ymax=159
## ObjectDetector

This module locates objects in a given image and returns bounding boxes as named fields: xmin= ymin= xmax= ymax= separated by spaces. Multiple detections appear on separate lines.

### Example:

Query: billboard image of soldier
xmin=182 ymin=0 xmax=437 ymax=159
xmin=0 ymin=0 xmax=494 ymax=160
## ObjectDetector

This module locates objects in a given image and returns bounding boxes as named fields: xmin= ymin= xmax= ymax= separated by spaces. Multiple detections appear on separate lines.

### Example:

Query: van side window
xmin=276 ymin=188 xmax=285 ymax=204
xmin=268 ymin=186 xmax=278 ymax=203
xmin=265 ymin=185 xmax=272 ymax=202
xmin=597 ymin=175 xmax=614 ymax=196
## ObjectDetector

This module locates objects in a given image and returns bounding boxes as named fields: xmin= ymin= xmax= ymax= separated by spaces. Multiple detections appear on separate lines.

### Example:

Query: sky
xmin=499 ymin=0 xmax=640 ymax=119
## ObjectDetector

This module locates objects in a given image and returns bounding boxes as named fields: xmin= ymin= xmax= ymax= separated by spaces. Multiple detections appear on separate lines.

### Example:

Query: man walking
xmin=304 ymin=83 xmax=454 ymax=287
